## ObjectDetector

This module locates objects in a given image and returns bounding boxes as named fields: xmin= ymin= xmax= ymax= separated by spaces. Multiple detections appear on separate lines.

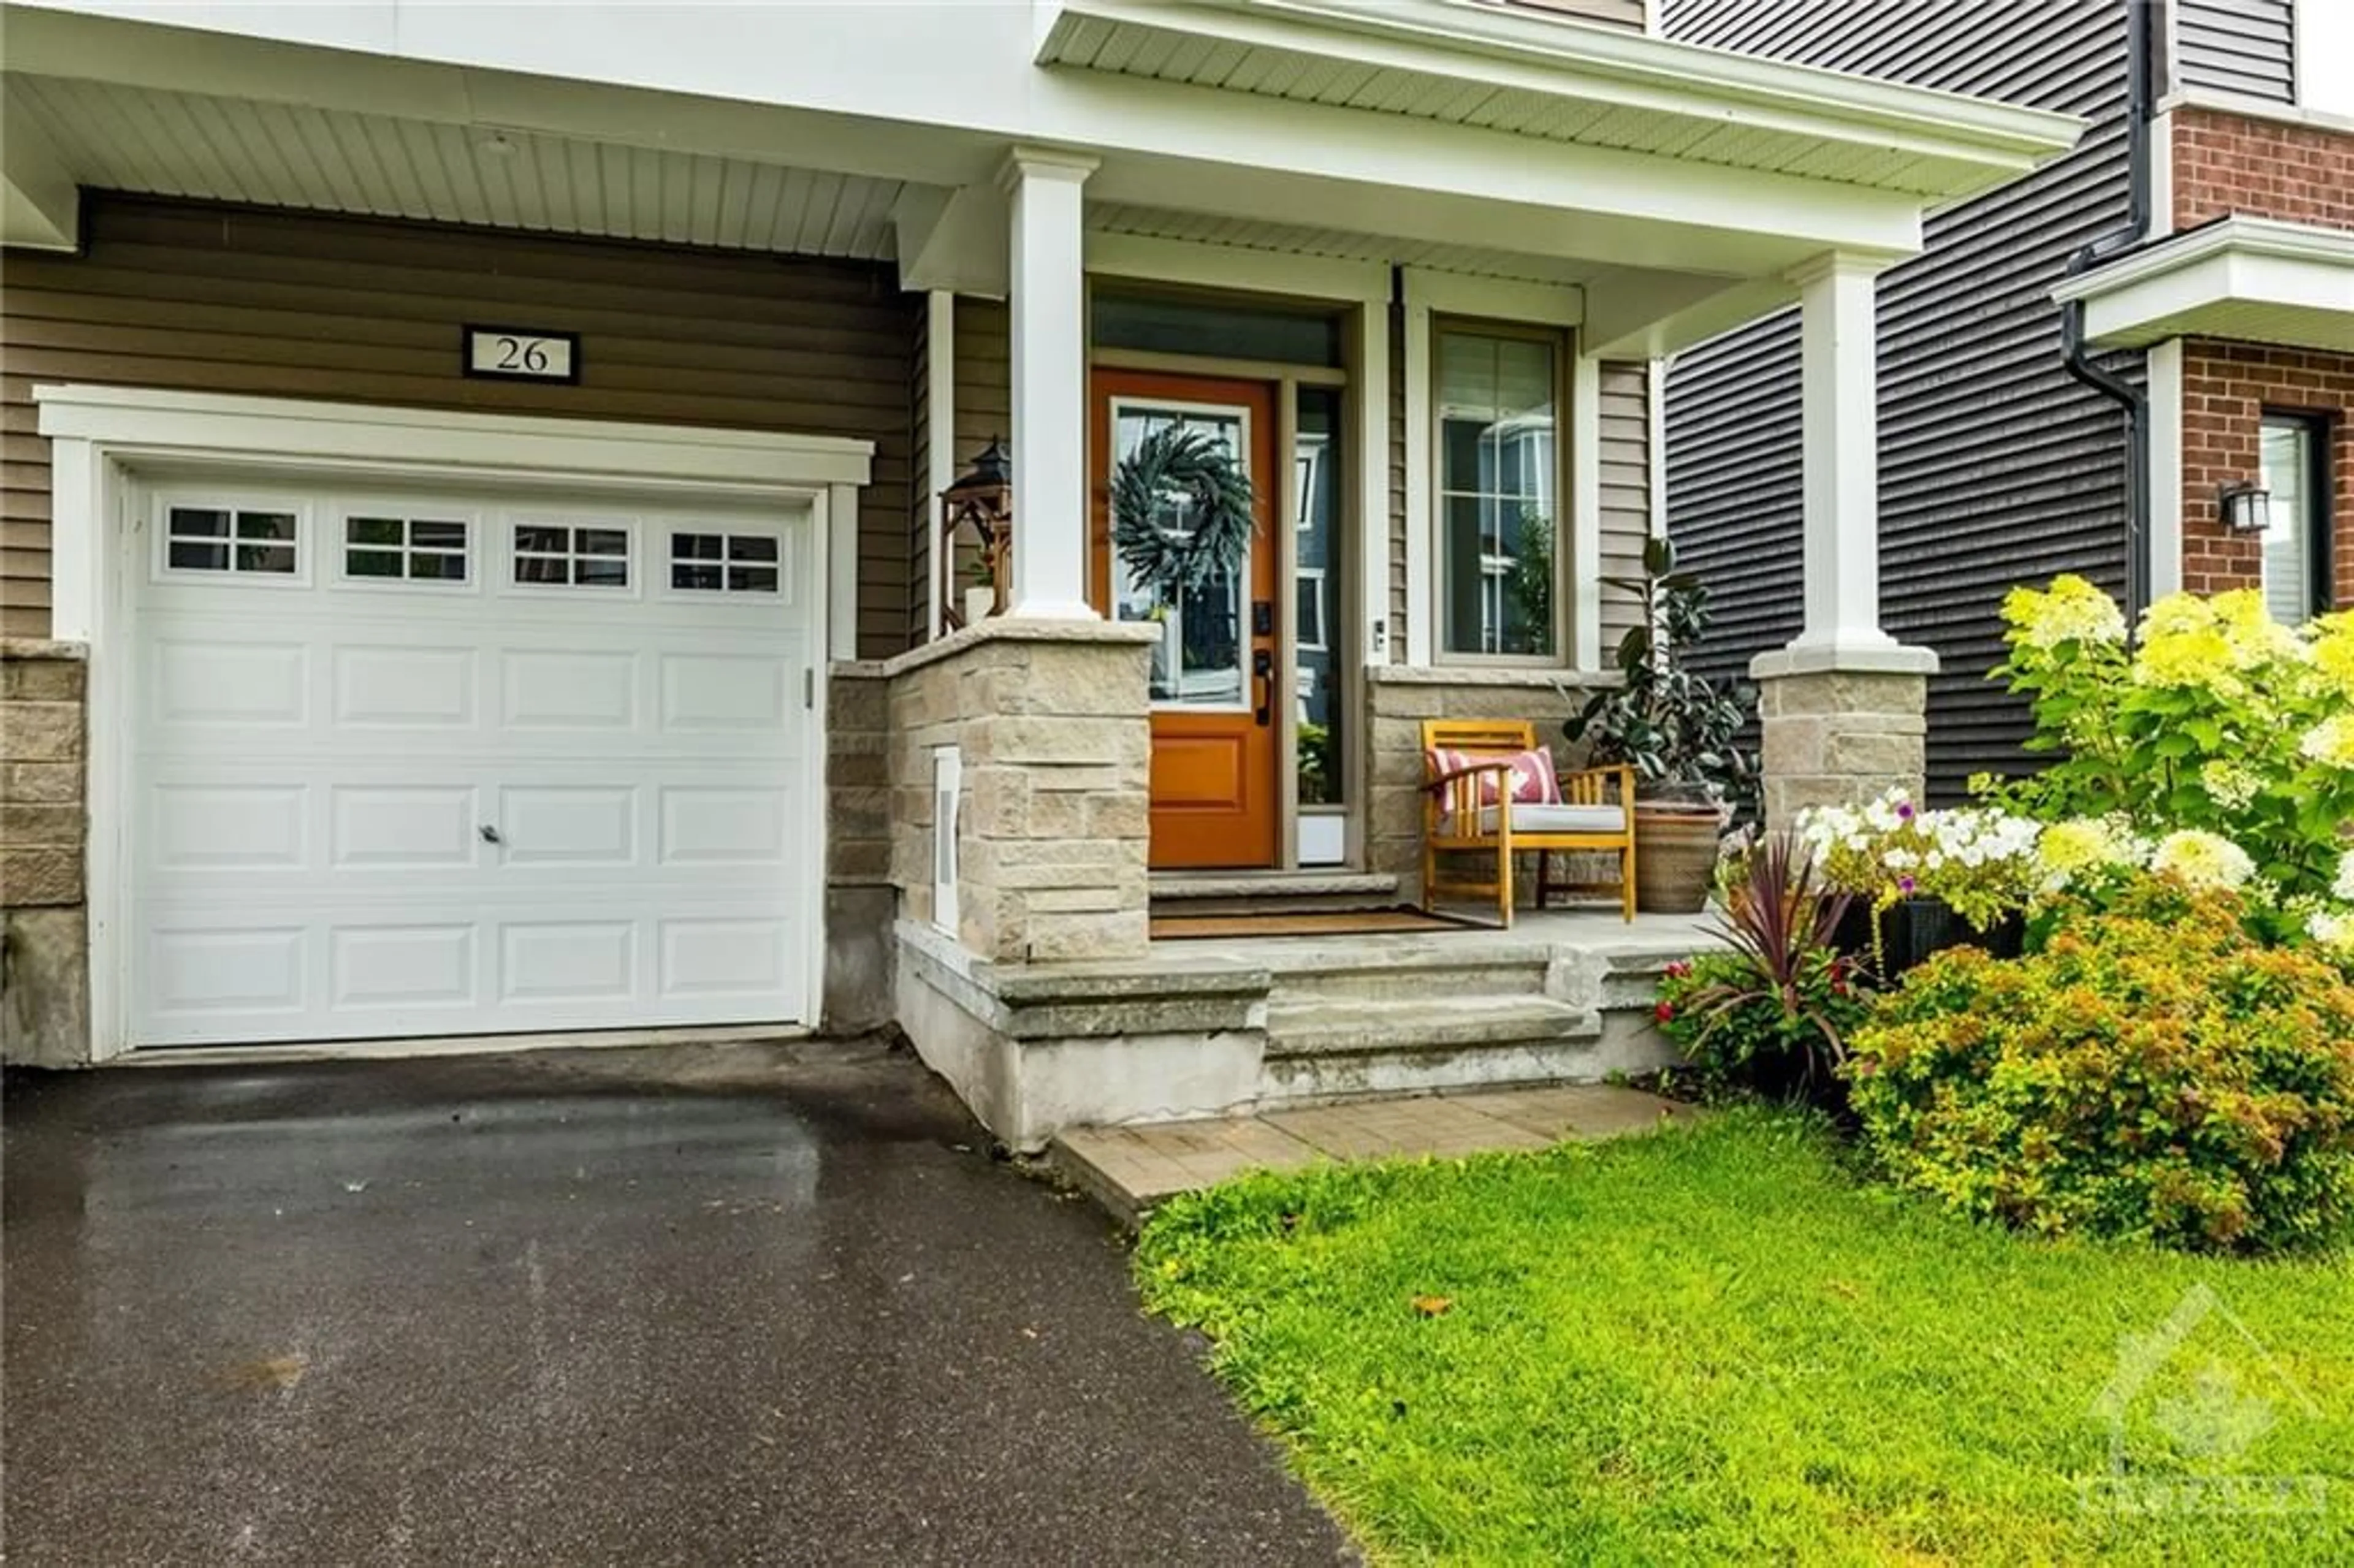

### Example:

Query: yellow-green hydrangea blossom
xmin=2301 ymin=714 xmax=2354 ymax=771
xmin=2150 ymin=828 xmax=2257 ymax=891
xmin=2198 ymin=759 xmax=2261 ymax=810
xmin=2035 ymin=817 xmax=2147 ymax=891
xmin=2002 ymin=574 xmax=2128 ymax=650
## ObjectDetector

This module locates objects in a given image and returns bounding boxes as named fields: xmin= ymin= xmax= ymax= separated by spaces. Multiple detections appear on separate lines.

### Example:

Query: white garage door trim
xmin=36 ymin=384 xmax=874 ymax=1062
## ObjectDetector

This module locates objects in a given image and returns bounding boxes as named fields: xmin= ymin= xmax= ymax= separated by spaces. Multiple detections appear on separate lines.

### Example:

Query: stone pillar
xmin=1001 ymin=147 xmax=1098 ymax=622
xmin=2 ymin=641 xmax=91 ymax=1066
xmin=1753 ymin=252 xmax=1937 ymax=825
xmin=886 ymin=619 xmax=1158 ymax=964
xmin=1757 ymin=669 xmax=1929 ymax=828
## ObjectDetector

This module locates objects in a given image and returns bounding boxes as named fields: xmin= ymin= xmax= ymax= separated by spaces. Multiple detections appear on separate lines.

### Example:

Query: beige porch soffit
xmin=1039 ymin=0 xmax=2085 ymax=203
xmin=1087 ymin=202 xmax=1599 ymax=286
xmin=0 ymin=72 xmax=917 ymax=259
xmin=2052 ymin=218 xmax=2354 ymax=354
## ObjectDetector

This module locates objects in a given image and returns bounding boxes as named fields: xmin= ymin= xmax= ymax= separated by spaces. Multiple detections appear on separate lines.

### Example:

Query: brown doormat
xmin=1148 ymin=906 xmax=1479 ymax=940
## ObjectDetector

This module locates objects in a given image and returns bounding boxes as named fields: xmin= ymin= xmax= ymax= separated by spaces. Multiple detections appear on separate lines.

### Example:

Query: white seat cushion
xmin=1443 ymin=802 xmax=1627 ymax=837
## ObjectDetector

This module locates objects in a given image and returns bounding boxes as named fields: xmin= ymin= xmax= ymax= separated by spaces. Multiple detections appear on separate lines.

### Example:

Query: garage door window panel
xmin=512 ymin=521 xmax=633 ymax=590
xmin=344 ymin=516 xmax=471 ymax=585
xmin=162 ymin=503 xmax=302 ymax=579
xmin=670 ymin=530 xmax=782 ymax=594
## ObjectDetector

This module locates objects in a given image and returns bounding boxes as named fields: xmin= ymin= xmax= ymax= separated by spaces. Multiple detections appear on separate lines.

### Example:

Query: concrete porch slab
xmin=1054 ymin=1083 xmax=1695 ymax=1229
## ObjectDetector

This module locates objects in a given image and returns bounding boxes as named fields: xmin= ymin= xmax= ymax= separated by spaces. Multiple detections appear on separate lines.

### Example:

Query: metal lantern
xmin=941 ymin=438 xmax=1013 ymax=631
xmin=2219 ymin=480 xmax=2272 ymax=534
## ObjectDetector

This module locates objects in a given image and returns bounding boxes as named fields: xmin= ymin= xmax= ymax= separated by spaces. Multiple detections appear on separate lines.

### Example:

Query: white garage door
xmin=129 ymin=476 xmax=822 ymax=1046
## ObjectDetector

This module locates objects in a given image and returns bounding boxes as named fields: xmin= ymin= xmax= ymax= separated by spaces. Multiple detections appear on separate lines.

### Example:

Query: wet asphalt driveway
xmin=1 ymin=1040 xmax=1354 ymax=1566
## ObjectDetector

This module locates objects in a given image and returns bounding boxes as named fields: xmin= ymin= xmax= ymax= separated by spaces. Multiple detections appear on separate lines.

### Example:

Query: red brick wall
xmin=2178 ymin=341 xmax=2353 ymax=606
xmin=2172 ymin=107 xmax=2354 ymax=233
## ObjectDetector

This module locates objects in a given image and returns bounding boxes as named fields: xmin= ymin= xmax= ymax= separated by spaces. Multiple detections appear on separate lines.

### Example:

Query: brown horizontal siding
xmin=910 ymin=302 xmax=934 ymax=645
xmin=0 ymin=194 xmax=920 ymax=655
xmin=1597 ymin=360 xmax=1651 ymax=650
xmin=948 ymin=297 xmax=1011 ymax=597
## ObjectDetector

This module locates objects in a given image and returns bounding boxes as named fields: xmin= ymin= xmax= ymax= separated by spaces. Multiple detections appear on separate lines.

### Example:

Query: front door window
xmin=1111 ymin=401 xmax=1251 ymax=709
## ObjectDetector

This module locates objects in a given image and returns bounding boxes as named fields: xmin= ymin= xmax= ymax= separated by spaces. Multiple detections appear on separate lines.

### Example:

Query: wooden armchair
xmin=1420 ymin=720 xmax=1637 ymax=927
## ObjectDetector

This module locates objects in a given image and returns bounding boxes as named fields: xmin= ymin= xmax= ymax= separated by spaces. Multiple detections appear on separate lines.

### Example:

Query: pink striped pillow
xmin=1425 ymin=746 xmax=1560 ymax=807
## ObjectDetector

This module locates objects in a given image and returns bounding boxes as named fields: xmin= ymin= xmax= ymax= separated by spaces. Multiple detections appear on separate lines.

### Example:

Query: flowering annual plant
xmin=1794 ymin=788 xmax=2041 ymax=929
xmin=1984 ymin=579 xmax=2354 ymax=903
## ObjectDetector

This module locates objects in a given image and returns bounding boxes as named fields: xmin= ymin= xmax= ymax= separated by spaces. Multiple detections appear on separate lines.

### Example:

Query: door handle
xmin=1252 ymin=649 xmax=1273 ymax=728
xmin=479 ymin=824 xmax=503 ymax=845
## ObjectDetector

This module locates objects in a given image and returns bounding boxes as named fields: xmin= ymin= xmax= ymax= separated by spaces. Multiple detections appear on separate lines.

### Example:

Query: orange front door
xmin=1090 ymin=369 xmax=1280 ymax=870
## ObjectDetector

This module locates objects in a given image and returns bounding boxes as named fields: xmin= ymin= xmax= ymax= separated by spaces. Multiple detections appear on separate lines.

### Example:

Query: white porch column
xmin=1786 ymin=253 xmax=1911 ymax=662
xmin=1751 ymin=251 xmax=1937 ymax=826
xmin=1000 ymin=147 xmax=1099 ymax=621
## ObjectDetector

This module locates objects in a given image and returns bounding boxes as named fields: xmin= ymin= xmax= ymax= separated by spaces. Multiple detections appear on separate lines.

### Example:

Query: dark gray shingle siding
xmin=1660 ymin=0 xmax=2133 ymax=799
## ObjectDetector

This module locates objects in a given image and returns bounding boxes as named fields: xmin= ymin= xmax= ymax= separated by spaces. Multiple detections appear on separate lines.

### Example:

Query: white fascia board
xmin=32 ymin=385 xmax=876 ymax=488
xmin=2055 ymin=218 xmax=2354 ymax=349
xmin=1098 ymin=0 xmax=2087 ymax=181
xmin=12 ymin=0 xmax=400 ymax=54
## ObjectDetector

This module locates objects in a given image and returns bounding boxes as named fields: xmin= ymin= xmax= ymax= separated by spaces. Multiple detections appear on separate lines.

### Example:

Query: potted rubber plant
xmin=1564 ymin=537 xmax=1758 ymax=913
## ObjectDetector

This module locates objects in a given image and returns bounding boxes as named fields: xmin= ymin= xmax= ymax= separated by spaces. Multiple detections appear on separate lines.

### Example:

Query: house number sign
xmin=463 ymin=325 xmax=581 ymax=384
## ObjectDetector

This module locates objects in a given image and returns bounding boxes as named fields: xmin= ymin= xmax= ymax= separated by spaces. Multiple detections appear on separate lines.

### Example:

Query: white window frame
xmin=151 ymin=491 xmax=311 ymax=587
xmin=1400 ymin=267 xmax=1592 ymax=669
xmin=664 ymin=525 xmax=790 ymax=596
xmin=505 ymin=514 xmax=640 ymax=595
xmin=35 ymin=384 xmax=870 ymax=1064
xmin=332 ymin=503 xmax=479 ymax=595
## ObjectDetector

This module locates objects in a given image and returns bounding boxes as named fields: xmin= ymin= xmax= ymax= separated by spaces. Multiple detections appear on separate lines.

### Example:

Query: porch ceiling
xmin=1086 ymin=201 xmax=1600 ymax=286
xmin=2 ymin=72 xmax=912 ymax=259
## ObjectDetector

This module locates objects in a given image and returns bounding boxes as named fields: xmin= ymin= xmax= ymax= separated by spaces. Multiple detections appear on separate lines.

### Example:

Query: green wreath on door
xmin=1110 ymin=424 xmax=1257 ymax=600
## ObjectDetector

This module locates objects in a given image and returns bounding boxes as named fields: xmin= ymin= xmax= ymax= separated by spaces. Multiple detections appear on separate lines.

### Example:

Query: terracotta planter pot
xmin=1634 ymin=804 xmax=1722 ymax=914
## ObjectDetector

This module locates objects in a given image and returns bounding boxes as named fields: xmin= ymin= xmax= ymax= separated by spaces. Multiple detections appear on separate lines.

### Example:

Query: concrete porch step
xmin=1260 ymin=948 xmax=1555 ymax=1003
xmin=1260 ymin=992 xmax=1603 ymax=1103
xmin=1265 ymin=994 xmax=1597 ymax=1057
xmin=1148 ymin=869 xmax=1401 ymax=917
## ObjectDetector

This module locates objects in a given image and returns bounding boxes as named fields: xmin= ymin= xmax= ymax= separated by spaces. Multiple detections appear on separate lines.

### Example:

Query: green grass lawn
xmin=1136 ymin=1109 xmax=2354 ymax=1566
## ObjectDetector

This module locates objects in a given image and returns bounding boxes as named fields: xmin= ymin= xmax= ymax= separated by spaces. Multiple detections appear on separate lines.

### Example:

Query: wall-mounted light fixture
xmin=940 ymin=438 xmax=1013 ymax=633
xmin=2219 ymin=481 xmax=2272 ymax=534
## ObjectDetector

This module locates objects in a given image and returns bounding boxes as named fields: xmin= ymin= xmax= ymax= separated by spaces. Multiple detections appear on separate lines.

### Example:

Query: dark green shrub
xmin=1849 ymin=880 xmax=2354 ymax=1252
